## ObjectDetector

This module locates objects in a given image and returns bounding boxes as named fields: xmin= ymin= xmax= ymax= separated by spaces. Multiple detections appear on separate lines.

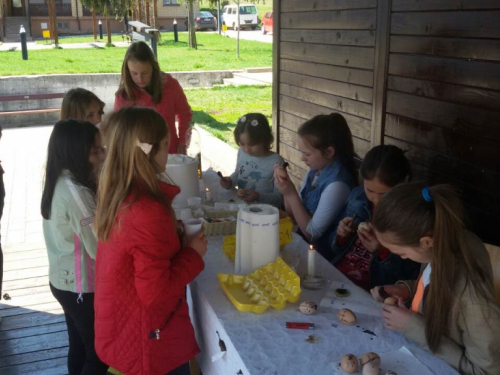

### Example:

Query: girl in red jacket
xmin=95 ymin=107 xmax=207 ymax=375
xmin=114 ymin=41 xmax=192 ymax=155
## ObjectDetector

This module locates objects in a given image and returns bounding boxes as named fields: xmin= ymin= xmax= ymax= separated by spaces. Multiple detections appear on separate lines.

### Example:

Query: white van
xmin=222 ymin=4 xmax=258 ymax=30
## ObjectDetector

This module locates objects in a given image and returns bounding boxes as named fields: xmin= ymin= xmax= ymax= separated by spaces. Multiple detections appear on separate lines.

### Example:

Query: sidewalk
xmin=0 ymin=40 xmax=131 ymax=52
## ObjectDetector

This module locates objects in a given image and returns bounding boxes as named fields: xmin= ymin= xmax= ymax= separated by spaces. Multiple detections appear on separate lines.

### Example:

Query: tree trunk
xmin=106 ymin=16 xmax=111 ymax=45
xmin=92 ymin=10 xmax=97 ymax=41
xmin=46 ymin=0 xmax=54 ymax=42
xmin=152 ymin=0 xmax=157 ymax=29
xmin=188 ymin=0 xmax=197 ymax=49
xmin=51 ymin=0 xmax=58 ymax=45
xmin=145 ymin=0 xmax=150 ymax=25
xmin=138 ymin=0 xmax=142 ymax=23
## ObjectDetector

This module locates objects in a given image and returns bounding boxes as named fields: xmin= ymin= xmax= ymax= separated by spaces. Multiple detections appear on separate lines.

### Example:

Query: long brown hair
xmin=298 ymin=113 xmax=357 ymax=183
xmin=95 ymin=107 xmax=171 ymax=241
xmin=373 ymin=182 xmax=492 ymax=352
xmin=117 ymin=41 xmax=162 ymax=103
xmin=61 ymin=88 xmax=104 ymax=121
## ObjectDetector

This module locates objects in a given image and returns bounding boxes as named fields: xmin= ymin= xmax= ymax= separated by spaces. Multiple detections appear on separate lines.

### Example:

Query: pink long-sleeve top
xmin=114 ymin=73 xmax=192 ymax=154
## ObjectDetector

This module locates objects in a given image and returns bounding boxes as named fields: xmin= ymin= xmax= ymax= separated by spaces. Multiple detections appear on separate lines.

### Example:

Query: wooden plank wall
xmin=277 ymin=0 xmax=377 ymax=186
xmin=276 ymin=0 xmax=500 ymax=244
xmin=384 ymin=0 xmax=500 ymax=244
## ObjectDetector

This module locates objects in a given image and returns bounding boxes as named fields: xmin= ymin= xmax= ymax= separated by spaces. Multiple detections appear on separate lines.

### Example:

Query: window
xmin=163 ymin=0 xmax=179 ymax=5
xmin=57 ymin=22 xmax=69 ymax=29
xmin=240 ymin=6 xmax=257 ymax=14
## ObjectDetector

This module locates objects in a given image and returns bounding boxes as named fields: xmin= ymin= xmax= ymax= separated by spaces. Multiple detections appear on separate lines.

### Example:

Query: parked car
xmin=194 ymin=11 xmax=217 ymax=31
xmin=222 ymin=3 xmax=258 ymax=30
xmin=261 ymin=10 xmax=273 ymax=34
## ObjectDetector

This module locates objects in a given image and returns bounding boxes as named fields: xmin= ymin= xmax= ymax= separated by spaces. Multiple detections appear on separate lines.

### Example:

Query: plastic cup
xmin=183 ymin=218 xmax=203 ymax=236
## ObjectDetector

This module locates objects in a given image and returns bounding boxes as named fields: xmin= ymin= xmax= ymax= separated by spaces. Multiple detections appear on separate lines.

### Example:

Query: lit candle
xmin=308 ymin=245 xmax=315 ymax=278
xmin=205 ymin=187 xmax=213 ymax=202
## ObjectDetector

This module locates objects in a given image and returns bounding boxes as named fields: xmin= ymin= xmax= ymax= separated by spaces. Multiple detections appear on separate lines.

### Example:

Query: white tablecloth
xmin=189 ymin=233 xmax=458 ymax=375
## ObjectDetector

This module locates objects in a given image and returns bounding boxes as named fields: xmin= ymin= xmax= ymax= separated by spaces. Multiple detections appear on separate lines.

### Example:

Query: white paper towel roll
xmin=235 ymin=205 xmax=280 ymax=274
xmin=166 ymin=154 xmax=199 ymax=208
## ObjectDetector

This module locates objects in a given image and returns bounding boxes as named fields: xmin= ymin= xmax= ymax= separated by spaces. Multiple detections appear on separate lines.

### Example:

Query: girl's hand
xmin=220 ymin=177 xmax=232 ymax=189
xmin=273 ymin=165 xmax=296 ymax=196
xmin=357 ymin=223 xmax=380 ymax=253
xmin=381 ymin=297 xmax=413 ymax=332
xmin=370 ymin=284 xmax=410 ymax=302
xmin=273 ymin=163 xmax=289 ymax=184
xmin=241 ymin=189 xmax=259 ymax=203
xmin=177 ymin=143 xmax=187 ymax=155
xmin=187 ymin=229 xmax=208 ymax=258
xmin=337 ymin=217 xmax=356 ymax=238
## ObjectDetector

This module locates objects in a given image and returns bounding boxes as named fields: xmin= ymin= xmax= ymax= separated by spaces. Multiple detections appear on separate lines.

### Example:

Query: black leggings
xmin=50 ymin=284 xmax=108 ymax=375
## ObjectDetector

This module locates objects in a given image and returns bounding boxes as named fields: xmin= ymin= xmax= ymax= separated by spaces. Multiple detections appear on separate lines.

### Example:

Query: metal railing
xmin=29 ymin=3 xmax=72 ymax=17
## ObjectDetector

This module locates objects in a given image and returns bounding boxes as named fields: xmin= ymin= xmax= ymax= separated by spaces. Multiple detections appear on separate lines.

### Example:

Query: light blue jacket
xmin=43 ymin=171 xmax=98 ymax=296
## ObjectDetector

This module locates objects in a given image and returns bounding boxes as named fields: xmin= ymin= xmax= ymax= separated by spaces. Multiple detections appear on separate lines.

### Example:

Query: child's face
xmin=127 ymin=60 xmax=153 ymax=89
xmin=88 ymin=133 xmax=105 ymax=178
xmin=86 ymin=100 xmax=104 ymax=126
xmin=298 ymin=136 xmax=334 ymax=171
xmin=364 ymin=178 xmax=391 ymax=207
xmin=153 ymin=135 xmax=170 ymax=171
xmin=238 ymin=131 xmax=267 ymax=157
xmin=375 ymin=231 xmax=433 ymax=264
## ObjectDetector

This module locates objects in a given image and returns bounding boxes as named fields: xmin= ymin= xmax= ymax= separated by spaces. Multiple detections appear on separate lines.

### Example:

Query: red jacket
xmin=95 ymin=182 xmax=204 ymax=375
xmin=114 ymin=73 xmax=192 ymax=154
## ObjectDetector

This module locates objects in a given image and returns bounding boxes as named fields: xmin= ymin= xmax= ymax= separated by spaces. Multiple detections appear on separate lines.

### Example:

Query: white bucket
xmin=166 ymin=154 xmax=199 ymax=208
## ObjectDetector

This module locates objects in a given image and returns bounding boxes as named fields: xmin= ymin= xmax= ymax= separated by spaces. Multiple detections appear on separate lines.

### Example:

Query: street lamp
xmin=20 ymin=25 xmax=28 ymax=60
xmin=173 ymin=19 xmax=178 ymax=42
xmin=98 ymin=20 xmax=103 ymax=40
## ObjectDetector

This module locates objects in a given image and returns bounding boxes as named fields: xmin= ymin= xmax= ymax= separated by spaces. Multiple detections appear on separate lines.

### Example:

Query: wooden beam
xmin=370 ymin=0 xmax=391 ymax=147
xmin=272 ymin=0 xmax=280 ymax=153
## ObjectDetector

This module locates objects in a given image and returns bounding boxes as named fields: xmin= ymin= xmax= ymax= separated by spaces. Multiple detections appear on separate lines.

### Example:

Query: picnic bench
xmin=0 ymin=92 xmax=66 ymax=126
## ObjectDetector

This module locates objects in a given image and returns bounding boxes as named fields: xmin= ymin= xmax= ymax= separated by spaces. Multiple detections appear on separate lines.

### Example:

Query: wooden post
xmin=145 ymin=0 xmax=150 ymax=26
xmin=138 ymin=0 xmax=142 ymax=23
xmin=152 ymin=0 xmax=157 ymax=28
xmin=370 ymin=0 xmax=392 ymax=147
xmin=272 ymin=0 xmax=280 ymax=153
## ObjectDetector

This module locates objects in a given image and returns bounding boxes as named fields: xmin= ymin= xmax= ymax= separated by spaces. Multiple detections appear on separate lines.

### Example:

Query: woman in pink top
xmin=114 ymin=41 xmax=192 ymax=154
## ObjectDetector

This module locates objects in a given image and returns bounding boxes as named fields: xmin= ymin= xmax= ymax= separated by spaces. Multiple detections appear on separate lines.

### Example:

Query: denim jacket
xmin=330 ymin=186 xmax=420 ymax=288
xmin=300 ymin=159 xmax=355 ymax=257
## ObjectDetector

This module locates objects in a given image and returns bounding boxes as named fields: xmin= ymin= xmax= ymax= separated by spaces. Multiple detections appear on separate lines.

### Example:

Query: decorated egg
xmin=338 ymin=308 xmax=357 ymax=325
xmin=361 ymin=352 xmax=381 ymax=367
xmin=358 ymin=222 xmax=370 ymax=231
xmin=384 ymin=296 xmax=398 ymax=306
xmin=362 ymin=362 xmax=379 ymax=375
xmin=299 ymin=301 xmax=318 ymax=315
xmin=340 ymin=354 xmax=358 ymax=373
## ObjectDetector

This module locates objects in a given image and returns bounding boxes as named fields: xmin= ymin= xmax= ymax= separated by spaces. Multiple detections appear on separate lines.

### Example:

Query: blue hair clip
xmin=422 ymin=186 xmax=433 ymax=202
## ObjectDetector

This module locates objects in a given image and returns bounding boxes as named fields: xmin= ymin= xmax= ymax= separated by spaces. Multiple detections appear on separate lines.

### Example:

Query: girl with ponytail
xmin=371 ymin=182 xmax=500 ymax=375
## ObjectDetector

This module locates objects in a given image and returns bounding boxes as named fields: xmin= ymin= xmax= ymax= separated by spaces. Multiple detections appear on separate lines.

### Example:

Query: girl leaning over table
xmin=371 ymin=182 xmax=500 ymax=375
xmin=41 ymin=120 xmax=108 ymax=375
xmin=114 ymin=41 xmax=192 ymax=155
xmin=94 ymin=107 xmax=207 ymax=375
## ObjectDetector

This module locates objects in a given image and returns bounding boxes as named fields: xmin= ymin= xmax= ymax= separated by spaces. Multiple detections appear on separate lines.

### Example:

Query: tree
xmin=80 ymin=0 xmax=101 ymax=41
xmin=46 ymin=0 xmax=59 ymax=45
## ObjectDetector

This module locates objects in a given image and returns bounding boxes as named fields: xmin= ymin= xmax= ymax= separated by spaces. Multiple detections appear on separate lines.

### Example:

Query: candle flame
xmin=309 ymin=245 xmax=314 ymax=250
xmin=206 ymin=187 xmax=209 ymax=192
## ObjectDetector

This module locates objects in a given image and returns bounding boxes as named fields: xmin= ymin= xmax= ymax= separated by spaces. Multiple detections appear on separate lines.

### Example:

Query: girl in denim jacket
xmin=274 ymin=113 xmax=357 ymax=257
xmin=330 ymin=145 xmax=420 ymax=290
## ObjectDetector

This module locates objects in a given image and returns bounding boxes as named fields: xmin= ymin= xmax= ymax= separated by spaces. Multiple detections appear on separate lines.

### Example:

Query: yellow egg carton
xmin=218 ymin=256 xmax=301 ymax=314
xmin=221 ymin=217 xmax=294 ymax=260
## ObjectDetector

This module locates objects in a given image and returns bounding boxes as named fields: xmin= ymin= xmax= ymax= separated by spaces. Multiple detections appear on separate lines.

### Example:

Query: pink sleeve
xmin=114 ymin=93 xmax=126 ymax=111
xmin=170 ymin=78 xmax=192 ymax=144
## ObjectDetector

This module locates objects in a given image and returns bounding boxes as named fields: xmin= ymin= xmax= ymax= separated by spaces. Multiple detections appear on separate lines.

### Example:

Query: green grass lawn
xmin=35 ymin=34 xmax=125 ymax=44
xmin=185 ymin=85 xmax=272 ymax=148
xmin=0 ymin=32 xmax=272 ymax=75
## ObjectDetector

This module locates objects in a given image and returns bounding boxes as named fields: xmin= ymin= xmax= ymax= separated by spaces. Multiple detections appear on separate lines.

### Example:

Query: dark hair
xmin=60 ymin=88 xmax=104 ymax=121
xmin=373 ymin=182 xmax=493 ymax=352
xmin=41 ymin=120 xmax=99 ymax=220
xmin=233 ymin=113 xmax=274 ymax=150
xmin=361 ymin=145 xmax=412 ymax=187
xmin=298 ymin=113 xmax=357 ymax=181
xmin=118 ymin=41 xmax=162 ymax=103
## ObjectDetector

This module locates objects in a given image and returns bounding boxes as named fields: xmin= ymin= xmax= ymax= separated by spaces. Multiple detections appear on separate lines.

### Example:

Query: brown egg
xmin=338 ymin=308 xmax=357 ymax=325
xmin=340 ymin=354 xmax=358 ymax=373
xmin=299 ymin=301 xmax=318 ymax=315
xmin=237 ymin=189 xmax=246 ymax=198
xmin=276 ymin=167 xmax=288 ymax=180
xmin=384 ymin=296 xmax=398 ymax=306
xmin=360 ymin=352 xmax=381 ymax=367
xmin=358 ymin=222 xmax=370 ymax=231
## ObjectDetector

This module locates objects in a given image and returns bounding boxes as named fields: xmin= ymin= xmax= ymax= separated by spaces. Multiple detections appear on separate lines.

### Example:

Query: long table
xmin=189 ymin=232 xmax=458 ymax=375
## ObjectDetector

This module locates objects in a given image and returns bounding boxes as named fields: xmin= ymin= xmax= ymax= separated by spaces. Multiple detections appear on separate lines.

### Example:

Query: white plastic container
xmin=166 ymin=154 xmax=199 ymax=208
